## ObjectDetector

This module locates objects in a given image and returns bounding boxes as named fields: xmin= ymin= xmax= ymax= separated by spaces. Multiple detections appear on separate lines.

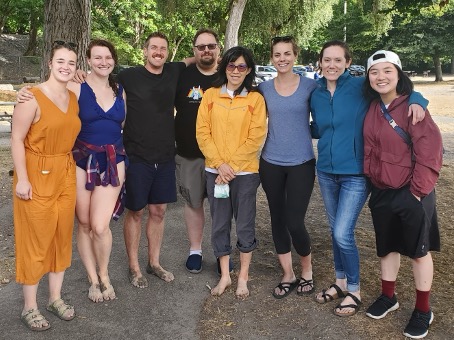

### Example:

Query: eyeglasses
xmin=194 ymin=44 xmax=218 ymax=51
xmin=226 ymin=63 xmax=248 ymax=72
xmin=53 ymin=40 xmax=78 ymax=50
xmin=271 ymin=36 xmax=294 ymax=44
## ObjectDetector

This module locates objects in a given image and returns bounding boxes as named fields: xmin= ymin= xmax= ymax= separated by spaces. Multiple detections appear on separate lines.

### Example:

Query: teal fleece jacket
xmin=310 ymin=70 xmax=428 ymax=175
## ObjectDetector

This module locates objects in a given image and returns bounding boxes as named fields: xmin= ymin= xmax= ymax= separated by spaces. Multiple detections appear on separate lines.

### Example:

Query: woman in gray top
xmin=258 ymin=36 xmax=318 ymax=299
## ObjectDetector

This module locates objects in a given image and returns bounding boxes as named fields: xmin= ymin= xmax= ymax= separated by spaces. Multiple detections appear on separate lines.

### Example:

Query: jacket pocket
xmin=379 ymin=151 xmax=412 ymax=188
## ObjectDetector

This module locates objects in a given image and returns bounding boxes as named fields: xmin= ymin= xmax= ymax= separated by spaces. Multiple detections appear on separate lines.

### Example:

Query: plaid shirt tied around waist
xmin=72 ymin=138 xmax=127 ymax=220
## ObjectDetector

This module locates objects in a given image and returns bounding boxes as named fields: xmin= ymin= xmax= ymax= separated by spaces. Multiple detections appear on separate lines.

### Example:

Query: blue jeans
xmin=317 ymin=170 xmax=370 ymax=292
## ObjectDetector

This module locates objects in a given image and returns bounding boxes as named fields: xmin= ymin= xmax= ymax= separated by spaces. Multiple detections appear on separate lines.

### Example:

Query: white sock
xmin=189 ymin=250 xmax=202 ymax=256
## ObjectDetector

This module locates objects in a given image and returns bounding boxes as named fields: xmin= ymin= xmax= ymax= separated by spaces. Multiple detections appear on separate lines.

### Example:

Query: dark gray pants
xmin=206 ymin=172 xmax=260 ymax=257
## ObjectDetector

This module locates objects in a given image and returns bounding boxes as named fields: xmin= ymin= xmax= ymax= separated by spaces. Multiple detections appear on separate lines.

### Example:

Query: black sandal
xmin=333 ymin=293 xmax=362 ymax=317
xmin=297 ymin=278 xmax=314 ymax=296
xmin=314 ymin=284 xmax=347 ymax=304
xmin=272 ymin=279 xmax=299 ymax=299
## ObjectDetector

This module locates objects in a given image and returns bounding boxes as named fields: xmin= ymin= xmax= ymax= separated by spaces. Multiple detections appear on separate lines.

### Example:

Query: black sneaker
xmin=365 ymin=294 xmax=399 ymax=319
xmin=185 ymin=254 xmax=203 ymax=274
xmin=216 ymin=257 xmax=234 ymax=276
xmin=403 ymin=309 xmax=434 ymax=339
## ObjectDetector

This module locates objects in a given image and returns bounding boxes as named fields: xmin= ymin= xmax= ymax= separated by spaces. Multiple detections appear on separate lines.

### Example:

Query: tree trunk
xmin=0 ymin=0 xmax=14 ymax=34
xmin=42 ymin=0 xmax=91 ymax=81
xmin=170 ymin=37 xmax=184 ymax=62
xmin=24 ymin=12 xmax=40 ymax=56
xmin=451 ymin=55 xmax=454 ymax=74
xmin=0 ymin=16 xmax=6 ymax=34
xmin=433 ymin=54 xmax=443 ymax=82
xmin=224 ymin=0 xmax=248 ymax=50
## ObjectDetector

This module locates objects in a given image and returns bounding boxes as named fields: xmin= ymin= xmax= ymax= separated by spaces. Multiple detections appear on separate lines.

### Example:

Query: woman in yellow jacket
xmin=196 ymin=46 xmax=267 ymax=299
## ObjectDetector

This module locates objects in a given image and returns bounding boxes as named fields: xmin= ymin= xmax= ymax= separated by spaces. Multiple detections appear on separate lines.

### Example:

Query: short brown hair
xmin=271 ymin=36 xmax=298 ymax=57
xmin=144 ymin=32 xmax=169 ymax=48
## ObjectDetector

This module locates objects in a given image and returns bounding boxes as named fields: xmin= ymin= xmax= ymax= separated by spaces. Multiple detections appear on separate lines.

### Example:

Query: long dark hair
xmin=363 ymin=65 xmax=413 ymax=101
xmin=213 ymin=46 xmax=256 ymax=96
xmin=86 ymin=39 xmax=119 ymax=97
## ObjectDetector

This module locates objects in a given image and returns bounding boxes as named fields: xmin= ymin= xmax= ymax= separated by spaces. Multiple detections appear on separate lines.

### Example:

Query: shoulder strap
xmin=379 ymin=101 xmax=412 ymax=147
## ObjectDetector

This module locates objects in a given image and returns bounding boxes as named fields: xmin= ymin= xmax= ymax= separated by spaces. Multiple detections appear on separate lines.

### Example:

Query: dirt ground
xmin=0 ymin=78 xmax=453 ymax=339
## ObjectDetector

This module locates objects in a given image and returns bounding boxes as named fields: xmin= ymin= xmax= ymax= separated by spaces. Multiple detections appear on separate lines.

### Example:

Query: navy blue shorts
xmin=125 ymin=160 xmax=177 ymax=211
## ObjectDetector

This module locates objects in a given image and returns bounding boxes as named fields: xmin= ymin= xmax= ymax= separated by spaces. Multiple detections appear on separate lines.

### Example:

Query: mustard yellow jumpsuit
xmin=14 ymin=88 xmax=81 ymax=285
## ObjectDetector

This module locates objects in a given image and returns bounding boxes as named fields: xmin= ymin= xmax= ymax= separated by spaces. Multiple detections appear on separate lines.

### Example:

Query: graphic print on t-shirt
xmin=187 ymin=86 xmax=204 ymax=102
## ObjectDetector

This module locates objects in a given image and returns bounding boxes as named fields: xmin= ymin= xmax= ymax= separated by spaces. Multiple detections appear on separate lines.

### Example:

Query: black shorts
xmin=125 ymin=160 xmax=177 ymax=211
xmin=368 ymin=185 xmax=440 ymax=259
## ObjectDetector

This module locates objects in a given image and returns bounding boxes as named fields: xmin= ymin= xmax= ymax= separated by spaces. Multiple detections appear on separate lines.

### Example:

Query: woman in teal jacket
xmin=310 ymin=40 xmax=427 ymax=317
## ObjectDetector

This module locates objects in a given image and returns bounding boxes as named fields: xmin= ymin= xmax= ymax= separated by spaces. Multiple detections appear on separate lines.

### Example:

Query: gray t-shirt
xmin=259 ymin=76 xmax=318 ymax=166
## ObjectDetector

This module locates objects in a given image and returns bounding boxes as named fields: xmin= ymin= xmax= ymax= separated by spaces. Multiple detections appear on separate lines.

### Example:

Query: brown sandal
xmin=333 ymin=293 xmax=362 ymax=317
xmin=314 ymin=284 xmax=347 ymax=304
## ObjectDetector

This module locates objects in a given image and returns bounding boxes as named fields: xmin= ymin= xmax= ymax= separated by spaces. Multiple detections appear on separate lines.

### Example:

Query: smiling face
xmin=193 ymin=32 xmax=220 ymax=70
xmin=225 ymin=56 xmax=251 ymax=91
xmin=49 ymin=47 xmax=77 ymax=83
xmin=368 ymin=62 xmax=399 ymax=103
xmin=320 ymin=45 xmax=351 ymax=85
xmin=88 ymin=45 xmax=115 ymax=77
xmin=271 ymin=42 xmax=297 ymax=75
xmin=143 ymin=37 xmax=168 ymax=72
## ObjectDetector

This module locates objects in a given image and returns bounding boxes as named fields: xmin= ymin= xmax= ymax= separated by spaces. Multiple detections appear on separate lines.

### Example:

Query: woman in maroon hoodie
xmin=362 ymin=50 xmax=443 ymax=339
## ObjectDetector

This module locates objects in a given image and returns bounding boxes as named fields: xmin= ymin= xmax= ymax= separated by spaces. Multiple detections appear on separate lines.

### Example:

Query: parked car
xmin=255 ymin=65 xmax=277 ymax=79
xmin=348 ymin=65 xmax=365 ymax=77
xmin=293 ymin=66 xmax=318 ymax=80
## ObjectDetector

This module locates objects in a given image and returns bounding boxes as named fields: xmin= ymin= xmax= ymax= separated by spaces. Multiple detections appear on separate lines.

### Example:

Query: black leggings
xmin=259 ymin=158 xmax=315 ymax=256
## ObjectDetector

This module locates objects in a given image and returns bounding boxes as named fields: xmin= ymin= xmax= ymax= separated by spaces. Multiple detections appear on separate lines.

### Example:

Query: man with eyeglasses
xmin=174 ymin=29 xmax=221 ymax=274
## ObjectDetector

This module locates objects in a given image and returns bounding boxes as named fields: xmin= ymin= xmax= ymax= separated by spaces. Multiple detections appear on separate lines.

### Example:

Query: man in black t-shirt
xmin=174 ymin=29 xmax=220 ymax=274
xmin=119 ymin=32 xmax=193 ymax=288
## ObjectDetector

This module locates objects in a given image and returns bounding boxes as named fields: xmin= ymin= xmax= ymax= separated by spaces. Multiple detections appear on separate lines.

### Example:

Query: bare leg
xmin=76 ymin=168 xmax=103 ymax=302
xmin=124 ymin=209 xmax=148 ymax=288
xmin=23 ymin=284 xmax=39 ymax=312
xmin=211 ymin=255 xmax=232 ymax=296
xmin=236 ymin=251 xmax=252 ymax=299
xmin=22 ymin=283 xmax=50 ymax=329
xmin=380 ymin=252 xmax=400 ymax=281
xmin=185 ymin=203 xmax=205 ymax=251
xmin=273 ymin=252 xmax=296 ymax=296
xmin=146 ymin=204 xmax=174 ymax=282
xmin=298 ymin=253 xmax=313 ymax=293
xmin=412 ymin=253 xmax=433 ymax=291
xmin=48 ymin=271 xmax=74 ymax=319
xmin=90 ymin=165 xmax=124 ymax=300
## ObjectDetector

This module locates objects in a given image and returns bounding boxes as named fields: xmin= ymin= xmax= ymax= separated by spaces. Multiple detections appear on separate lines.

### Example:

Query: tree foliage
xmin=384 ymin=2 xmax=454 ymax=81
xmin=1 ymin=0 xmax=453 ymax=82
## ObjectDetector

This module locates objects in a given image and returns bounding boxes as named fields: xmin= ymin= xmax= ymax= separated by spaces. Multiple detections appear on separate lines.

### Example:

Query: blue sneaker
xmin=185 ymin=254 xmax=202 ymax=274
xmin=216 ymin=257 xmax=234 ymax=276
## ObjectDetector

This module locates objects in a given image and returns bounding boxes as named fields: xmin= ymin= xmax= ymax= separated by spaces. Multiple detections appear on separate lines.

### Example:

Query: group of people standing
xmin=12 ymin=28 xmax=443 ymax=339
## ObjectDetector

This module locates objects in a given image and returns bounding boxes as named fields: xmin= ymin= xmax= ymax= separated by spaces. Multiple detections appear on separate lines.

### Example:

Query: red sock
xmin=381 ymin=279 xmax=396 ymax=299
xmin=415 ymin=289 xmax=430 ymax=313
